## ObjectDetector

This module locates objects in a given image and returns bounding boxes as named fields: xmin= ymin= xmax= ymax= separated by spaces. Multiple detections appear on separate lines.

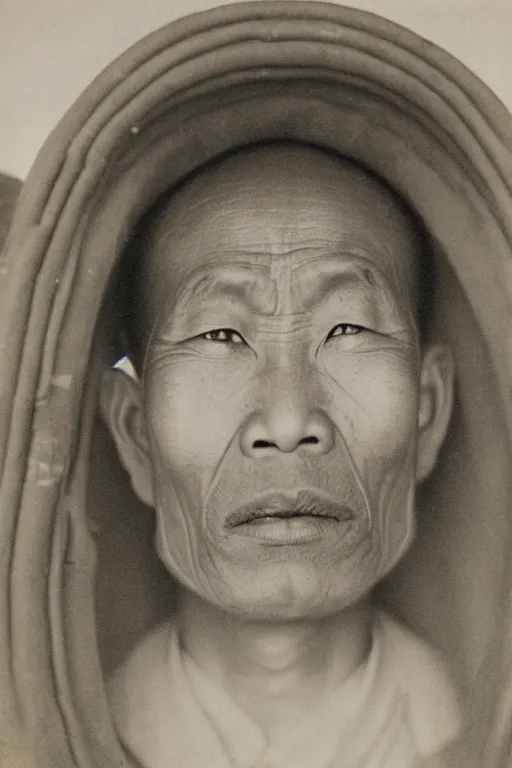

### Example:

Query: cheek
xmin=320 ymin=345 xmax=420 ymax=531
xmin=142 ymin=362 xmax=255 ymax=601
xmin=144 ymin=361 xmax=249 ymax=473
xmin=322 ymin=347 xmax=419 ymax=453
xmin=324 ymin=348 xmax=419 ymax=563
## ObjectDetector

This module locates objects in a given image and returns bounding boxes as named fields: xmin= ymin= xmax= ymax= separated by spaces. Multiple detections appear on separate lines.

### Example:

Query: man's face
xmin=112 ymin=146 xmax=451 ymax=620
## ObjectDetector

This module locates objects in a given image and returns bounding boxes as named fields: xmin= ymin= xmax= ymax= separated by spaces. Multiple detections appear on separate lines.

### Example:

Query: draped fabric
xmin=0 ymin=174 xmax=21 ymax=248
xmin=1 ymin=3 xmax=512 ymax=767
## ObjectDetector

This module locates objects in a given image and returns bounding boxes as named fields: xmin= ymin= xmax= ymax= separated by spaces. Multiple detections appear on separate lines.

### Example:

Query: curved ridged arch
xmin=1 ymin=3 xmax=512 ymax=766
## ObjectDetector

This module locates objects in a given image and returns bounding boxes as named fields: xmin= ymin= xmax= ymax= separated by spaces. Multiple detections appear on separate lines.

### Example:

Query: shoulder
xmin=376 ymin=611 xmax=462 ymax=760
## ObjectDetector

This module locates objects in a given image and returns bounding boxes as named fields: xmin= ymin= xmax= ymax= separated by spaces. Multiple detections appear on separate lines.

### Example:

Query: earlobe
xmin=99 ymin=367 xmax=155 ymax=507
xmin=416 ymin=344 xmax=456 ymax=483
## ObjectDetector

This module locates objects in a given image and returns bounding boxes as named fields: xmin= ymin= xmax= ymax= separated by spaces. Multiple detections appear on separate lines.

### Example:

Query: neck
xmin=176 ymin=591 xmax=373 ymax=741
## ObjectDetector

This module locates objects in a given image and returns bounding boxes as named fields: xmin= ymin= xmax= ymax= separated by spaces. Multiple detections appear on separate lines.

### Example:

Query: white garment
xmin=107 ymin=611 xmax=461 ymax=768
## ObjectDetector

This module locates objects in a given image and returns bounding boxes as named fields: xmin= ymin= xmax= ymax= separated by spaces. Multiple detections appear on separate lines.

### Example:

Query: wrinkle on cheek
xmin=154 ymin=469 xmax=234 ymax=603
xmin=331 ymin=425 xmax=373 ymax=535
xmin=153 ymin=479 xmax=198 ymax=592
xmin=147 ymin=333 xmax=419 ymax=610
xmin=325 ymin=369 xmax=371 ymax=420
xmin=319 ymin=340 xmax=418 ymax=405
xmin=147 ymin=332 xmax=256 ymax=386
xmin=313 ymin=344 xmax=418 ymax=570
xmin=146 ymin=354 xmax=258 ymax=601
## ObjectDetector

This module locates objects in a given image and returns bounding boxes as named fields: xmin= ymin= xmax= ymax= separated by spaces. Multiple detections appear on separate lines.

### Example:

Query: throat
xmin=176 ymin=591 xmax=373 ymax=740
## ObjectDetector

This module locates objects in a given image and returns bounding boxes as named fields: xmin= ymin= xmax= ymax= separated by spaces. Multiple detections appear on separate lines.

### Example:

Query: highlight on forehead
xmin=121 ymin=141 xmax=436 ymax=370
xmin=142 ymin=142 xmax=418 ymax=258
xmin=142 ymin=143 xmax=423 ymax=292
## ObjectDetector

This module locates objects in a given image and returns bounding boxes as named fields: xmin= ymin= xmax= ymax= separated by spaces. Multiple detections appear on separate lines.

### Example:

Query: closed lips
xmin=226 ymin=491 xmax=355 ymax=527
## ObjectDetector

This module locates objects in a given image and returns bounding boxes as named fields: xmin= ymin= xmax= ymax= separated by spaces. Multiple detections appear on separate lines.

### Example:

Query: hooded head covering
xmin=1 ymin=3 xmax=512 ymax=767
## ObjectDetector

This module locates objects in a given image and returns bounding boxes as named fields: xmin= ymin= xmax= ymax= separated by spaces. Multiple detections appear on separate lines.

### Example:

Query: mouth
xmin=226 ymin=491 xmax=355 ymax=545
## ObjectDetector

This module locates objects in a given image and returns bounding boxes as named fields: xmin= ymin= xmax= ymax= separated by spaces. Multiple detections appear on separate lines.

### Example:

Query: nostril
xmin=299 ymin=436 xmax=319 ymax=445
xmin=252 ymin=435 xmax=319 ymax=451
xmin=242 ymin=410 xmax=335 ymax=457
xmin=253 ymin=439 xmax=275 ymax=449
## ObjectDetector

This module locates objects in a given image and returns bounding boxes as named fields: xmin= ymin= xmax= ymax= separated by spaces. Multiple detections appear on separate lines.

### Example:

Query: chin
xmin=157 ymin=528 xmax=403 ymax=621
xmin=198 ymin=562 xmax=378 ymax=622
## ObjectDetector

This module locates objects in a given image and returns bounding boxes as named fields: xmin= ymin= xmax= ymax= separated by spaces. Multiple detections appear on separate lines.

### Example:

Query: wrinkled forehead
xmin=165 ymin=248 xmax=399 ymax=321
xmin=137 ymin=145 xmax=422 ymax=323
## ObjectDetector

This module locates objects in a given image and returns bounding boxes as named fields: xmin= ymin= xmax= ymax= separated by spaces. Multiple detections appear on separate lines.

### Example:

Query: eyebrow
xmin=172 ymin=254 xmax=391 ymax=316
xmin=173 ymin=263 xmax=276 ymax=315
xmin=298 ymin=267 xmax=383 ymax=311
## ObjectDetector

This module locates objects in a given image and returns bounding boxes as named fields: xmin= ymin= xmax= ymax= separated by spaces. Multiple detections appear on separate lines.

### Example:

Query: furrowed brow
xmin=173 ymin=264 xmax=278 ymax=315
xmin=297 ymin=265 xmax=386 ymax=311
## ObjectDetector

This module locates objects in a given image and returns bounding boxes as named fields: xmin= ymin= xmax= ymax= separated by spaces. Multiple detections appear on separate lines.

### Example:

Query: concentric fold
xmin=1 ymin=3 xmax=512 ymax=766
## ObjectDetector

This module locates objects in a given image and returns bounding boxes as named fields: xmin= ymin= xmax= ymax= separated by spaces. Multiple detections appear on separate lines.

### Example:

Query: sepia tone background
xmin=1 ymin=0 xmax=512 ymax=180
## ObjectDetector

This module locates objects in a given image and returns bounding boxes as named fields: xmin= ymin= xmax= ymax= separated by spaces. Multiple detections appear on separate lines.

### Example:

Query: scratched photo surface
xmin=1 ymin=3 xmax=512 ymax=768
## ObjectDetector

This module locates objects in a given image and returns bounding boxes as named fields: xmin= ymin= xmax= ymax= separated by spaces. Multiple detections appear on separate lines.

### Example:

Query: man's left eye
xmin=326 ymin=323 xmax=366 ymax=340
xmin=201 ymin=329 xmax=245 ymax=344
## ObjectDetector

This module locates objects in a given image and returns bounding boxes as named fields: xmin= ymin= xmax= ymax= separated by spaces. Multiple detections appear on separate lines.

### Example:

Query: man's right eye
xmin=201 ymin=329 xmax=245 ymax=344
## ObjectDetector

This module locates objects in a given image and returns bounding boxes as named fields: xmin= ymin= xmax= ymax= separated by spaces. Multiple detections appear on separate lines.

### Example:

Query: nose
xmin=240 ymin=383 xmax=335 ymax=458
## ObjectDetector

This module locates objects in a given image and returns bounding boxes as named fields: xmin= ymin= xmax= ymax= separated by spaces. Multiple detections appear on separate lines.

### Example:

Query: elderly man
xmin=100 ymin=142 xmax=460 ymax=768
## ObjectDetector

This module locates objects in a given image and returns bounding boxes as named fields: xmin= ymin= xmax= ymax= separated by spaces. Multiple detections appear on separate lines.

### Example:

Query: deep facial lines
xmin=163 ymin=242 xmax=401 ymax=312
xmin=151 ymin=255 xmax=411 ymax=358
xmin=145 ymin=283 xmax=416 ymax=387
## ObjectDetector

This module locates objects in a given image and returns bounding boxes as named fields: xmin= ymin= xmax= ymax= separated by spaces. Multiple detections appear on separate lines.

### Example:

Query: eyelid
xmin=196 ymin=327 xmax=246 ymax=343
xmin=326 ymin=322 xmax=368 ymax=340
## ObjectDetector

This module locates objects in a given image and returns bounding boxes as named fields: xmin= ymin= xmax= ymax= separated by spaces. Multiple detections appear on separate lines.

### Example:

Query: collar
xmin=107 ymin=611 xmax=461 ymax=768
xmin=181 ymin=623 xmax=381 ymax=768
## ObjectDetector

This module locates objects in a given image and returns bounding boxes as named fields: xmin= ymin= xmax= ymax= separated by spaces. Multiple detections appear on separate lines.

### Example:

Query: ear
xmin=416 ymin=343 xmax=456 ymax=483
xmin=98 ymin=367 xmax=154 ymax=507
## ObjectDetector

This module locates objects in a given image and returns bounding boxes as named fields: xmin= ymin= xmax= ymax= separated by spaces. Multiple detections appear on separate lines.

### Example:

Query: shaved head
xmin=123 ymin=142 xmax=434 ymax=371
xmin=105 ymin=140 xmax=453 ymax=622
